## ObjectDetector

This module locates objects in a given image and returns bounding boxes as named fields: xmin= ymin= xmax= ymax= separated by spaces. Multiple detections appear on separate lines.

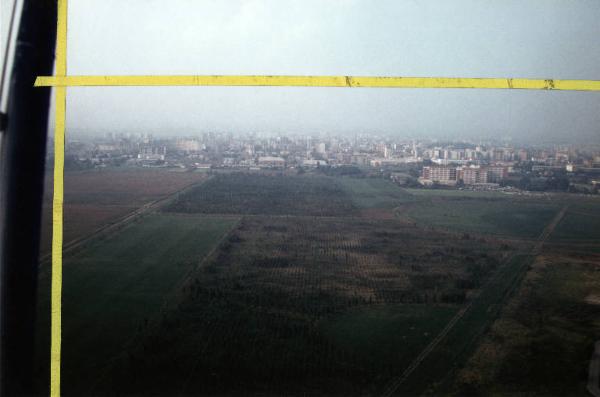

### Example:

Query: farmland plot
xmin=550 ymin=207 xmax=600 ymax=242
xmin=401 ymin=196 xmax=560 ymax=238
xmin=98 ymin=216 xmax=511 ymax=396
xmin=34 ymin=213 xmax=237 ymax=395
xmin=164 ymin=173 xmax=358 ymax=216
xmin=40 ymin=168 xmax=208 ymax=255
xmin=336 ymin=177 xmax=414 ymax=209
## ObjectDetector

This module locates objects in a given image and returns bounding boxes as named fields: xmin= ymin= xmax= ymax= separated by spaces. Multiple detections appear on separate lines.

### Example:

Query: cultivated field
xmin=400 ymin=196 xmax=560 ymax=238
xmin=39 ymin=168 xmax=208 ymax=255
xmin=336 ymin=177 xmax=414 ymax=209
xmin=550 ymin=204 xmax=600 ymax=242
xmin=34 ymin=212 xmax=237 ymax=395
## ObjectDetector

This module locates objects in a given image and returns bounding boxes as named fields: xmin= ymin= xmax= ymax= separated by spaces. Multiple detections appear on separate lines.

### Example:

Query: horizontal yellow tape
xmin=34 ymin=75 xmax=600 ymax=91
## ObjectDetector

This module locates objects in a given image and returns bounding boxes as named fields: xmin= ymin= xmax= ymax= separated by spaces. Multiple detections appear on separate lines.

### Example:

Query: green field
xmin=404 ymin=188 xmax=508 ymax=199
xmin=321 ymin=304 xmax=458 ymax=379
xmin=337 ymin=181 xmax=561 ymax=238
xmin=551 ymin=209 xmax=600 ymax=242
xmin=402 ymin=198 xmax=560 ymax=238
xmin=567 ymin=199 xmax=600 ymax=215
xmin=336 ymin=177 xmax=414 ymax=208
xmin=35 ymin=213 xmax=237 ymax=395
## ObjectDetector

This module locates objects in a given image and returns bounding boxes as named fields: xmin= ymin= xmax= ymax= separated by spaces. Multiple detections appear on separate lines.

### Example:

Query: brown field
xmin=39 ymin=168 xmax=207 ymax=256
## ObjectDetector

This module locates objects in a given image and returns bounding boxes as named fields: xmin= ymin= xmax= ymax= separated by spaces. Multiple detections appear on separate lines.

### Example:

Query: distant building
xmin=420 ymin=166 xmax=458 ymax=185
xmin=518 ymin=149 xmax=529 ymax=162
xmin=486 ymin=166 xmax=508 ymax=183
xmin=421 ymin=165 xmax=507 ymax=186
xmin=96 ymin=144 xmax=118 ymax=152
xmin=258 ymin=156 xmax=285 ymax=168
xmin=138 ymin=146 xmax=166 ymax=161
xmin=493 ymin=149 xmax=504 ymax=161
xmin=302 ymin=159 xmax=328 ymax=167
xmin=459 ymin=167 xmax=487 ymax=184
xmin=351 ymin=154 xmax=369 ymax=166
xmin=370 ymin=158 xmax=418 ymax=167
xmin=175 ymin=139 xmax=201 ymax=152
xmin=531 ymin=165 xmax=563 ymax=172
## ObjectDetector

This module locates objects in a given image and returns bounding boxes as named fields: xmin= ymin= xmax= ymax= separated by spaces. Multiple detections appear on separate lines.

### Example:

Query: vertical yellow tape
xmin=51 ymin=0 xmax=67 ymax=395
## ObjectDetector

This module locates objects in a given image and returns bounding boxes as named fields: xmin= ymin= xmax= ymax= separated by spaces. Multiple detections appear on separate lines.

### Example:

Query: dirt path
xmin=532 ymin=205 xmax=568 ymax=254
xmin=379 ymin=205 xmax=568 ymax=397
xmin=39 ymin=177 xmax=211 ymax=264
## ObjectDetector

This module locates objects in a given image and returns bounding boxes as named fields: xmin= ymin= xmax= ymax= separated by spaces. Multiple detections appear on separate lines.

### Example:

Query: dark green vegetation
xmin=35 ymin=213 xmax=237 ymax=395
xmin=453 ymin=251 xmax=600 ymax=396
xmin=164 ymin=173 xmax=357 ymax=216
xmin=99 ymin=216 xmax=507 ymax=396
xmin=397 ymin=255 xmax=535 ymax=395
xmin=402 ymin=197 xmax=560 ymax=238
xmin=36 ymin=171 xmax=600 ymax=396
xmin=551 ymin=207 xmax=600 ymax=242
xmin=404 ymin=188 xmax=506 ymax=199
xmin=343 ymin=184 xmax=562 ymax=238
xmin=322 ymin=305 xmax=457 ymax=378
xmin=336 ymin=177 xmax=414 ymax=209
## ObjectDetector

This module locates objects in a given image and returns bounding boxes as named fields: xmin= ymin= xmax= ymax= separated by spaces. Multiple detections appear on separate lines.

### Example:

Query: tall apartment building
xmin=175 ymin=139 xmax=201 ymax=152
xmin=486 ymin=166 xmax=508 ymax=183
xmin=492 ymin=149 xmax=504 ymax=161
xmin=138 ymin=146 xmax=166 ymax=161
xmin=459 ymin=167 xmax=488 ymax=184
xmin=518 ymin=149 xmax=529 ymax=162
xmin=421 ymin=166 xmax=458 ymax=185
xmin=421 ymin=165 xmax=507 ymax=186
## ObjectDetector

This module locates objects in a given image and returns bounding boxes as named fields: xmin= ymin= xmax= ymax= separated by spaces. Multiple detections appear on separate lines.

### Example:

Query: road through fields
xmin=39 ymin=176 xmax=212 ymax=263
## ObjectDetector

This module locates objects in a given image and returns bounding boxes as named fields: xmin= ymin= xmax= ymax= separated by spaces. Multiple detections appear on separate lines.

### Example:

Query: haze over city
xmin=59 ymin=0 xmax=600 ymax=143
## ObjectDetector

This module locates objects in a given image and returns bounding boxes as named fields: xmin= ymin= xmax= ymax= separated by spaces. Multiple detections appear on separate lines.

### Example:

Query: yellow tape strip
xmin=34 ymin=75 xmax=600 ymax=91
xmin=51 ymin=0 xmax=67 ymax=396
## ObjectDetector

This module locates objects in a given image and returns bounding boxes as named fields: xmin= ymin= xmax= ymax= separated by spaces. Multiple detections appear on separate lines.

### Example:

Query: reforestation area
xmin=164 ymin=173 xmax=357 ymax=216
xmin=99 ymin=216 xmax=511 ymax=396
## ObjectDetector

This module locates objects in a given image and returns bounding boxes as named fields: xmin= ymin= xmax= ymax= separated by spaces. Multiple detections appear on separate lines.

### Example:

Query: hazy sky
xmin=61 ymin=0 xmax=600 ymax=142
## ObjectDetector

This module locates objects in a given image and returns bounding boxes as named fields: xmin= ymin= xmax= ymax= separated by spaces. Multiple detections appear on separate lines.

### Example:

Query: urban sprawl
xmin=55 ymin=133 xmax=600 ymax=194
